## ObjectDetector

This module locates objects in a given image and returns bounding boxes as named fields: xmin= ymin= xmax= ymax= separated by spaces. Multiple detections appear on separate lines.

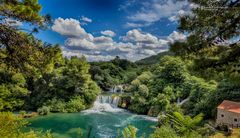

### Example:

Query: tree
xmin=0 ymin=64 xmax=28 ymax=111
xmin=166 ymin=112 xmax=203 ymax=137
xmin=0 ymin=0 xmax=55 ymax=110
xmin=28 ymin=57 xmax=100 ymax=111
xmin=185 ymin=77 xmax=217 ymax=117
xmin=89 ymin=58 xmax=138 ymax=91
xmin=0 ymin=0 xmax=51 ymax=73
xmin=178 ymin=0 xmax=240 ymax=50
xmin=0 ymin=0 xmax=46 ymax=25
xmin=0 ymin=112 xmax=52 ymax=137
xmin=127 ymin=72 xmax=153 ymax=114
xmin=153 ymin=56 xmax=188 ymax=84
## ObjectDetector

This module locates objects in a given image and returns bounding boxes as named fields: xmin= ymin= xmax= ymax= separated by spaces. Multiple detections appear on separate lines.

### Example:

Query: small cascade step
xmin=88 ymin=94 xmax=122 ymax=112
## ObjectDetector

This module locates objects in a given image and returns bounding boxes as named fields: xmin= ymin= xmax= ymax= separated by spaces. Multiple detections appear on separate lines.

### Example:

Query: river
xmin=27 ymin=94 xmax=157 ymax=138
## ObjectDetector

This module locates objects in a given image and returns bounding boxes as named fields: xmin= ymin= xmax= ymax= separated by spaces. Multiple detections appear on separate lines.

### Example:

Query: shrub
xmin=0 ymin=112 xmax=52 ymax=137
xmin=37 ymin=106 xmax=50 ymax=115
xmin=19 ymin=110 xmax=26 ymax=117
xmin=45 ymin=98 xmax=67 ymax=112
xmin=66 ymin=96 xmax=86 ymax=113
xmin=150 ymin=126 xmax=179 ymax=138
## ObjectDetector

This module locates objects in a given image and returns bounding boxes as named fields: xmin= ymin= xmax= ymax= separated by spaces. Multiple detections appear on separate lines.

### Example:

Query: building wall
xmin=216 ymin=109 xmax=240 ymax=127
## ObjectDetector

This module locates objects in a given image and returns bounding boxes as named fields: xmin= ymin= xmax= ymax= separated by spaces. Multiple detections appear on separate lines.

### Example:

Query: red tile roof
xmin=217 ymin=100 xmax=240 ymax=114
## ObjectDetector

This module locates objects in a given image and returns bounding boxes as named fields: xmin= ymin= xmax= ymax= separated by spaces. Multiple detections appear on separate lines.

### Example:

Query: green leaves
xmin=0 ymin=65 xmax=28 ymax=111
xmin=150 ymin=125 xmax=179 ymax=138
xmin=89 ymin=57 xmax=138 ymax=90
xmin=122 ymin=125 xmax=137 ymax=138
xmin=0 ymin=112 xmax=53 ymax=137
xmin=165 ymin=112 xmax=203 ymax=137
xmin=0 ymin=0 xmax=44 ymax=25
xmin=29 ymin=57 xmax=100 ymax=111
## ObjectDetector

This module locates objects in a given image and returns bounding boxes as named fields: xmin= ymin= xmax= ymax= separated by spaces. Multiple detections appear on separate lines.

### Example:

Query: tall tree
xmin=178 ymin=0 xmax=239 ymax=49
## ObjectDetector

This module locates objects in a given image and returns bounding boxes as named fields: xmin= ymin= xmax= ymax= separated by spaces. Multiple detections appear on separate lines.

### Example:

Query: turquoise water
xmin=27 ymin=111 xmax=157 ymax=138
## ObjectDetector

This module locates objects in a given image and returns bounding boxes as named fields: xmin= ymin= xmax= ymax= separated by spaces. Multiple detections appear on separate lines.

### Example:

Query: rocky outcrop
xmin=118 ymin=96 xmax=131 ymax=109
xmin=147 ymin=106 xmax=160 ymax=117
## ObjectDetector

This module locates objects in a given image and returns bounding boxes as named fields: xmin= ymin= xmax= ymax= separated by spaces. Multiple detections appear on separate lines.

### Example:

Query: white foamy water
xmin=83 ymin=95 xmax=124 ymax=113
xmin=138 ymin=115 xmax=158 ymax=122
xmin=83 ymin=94 xmax=158 ymax=122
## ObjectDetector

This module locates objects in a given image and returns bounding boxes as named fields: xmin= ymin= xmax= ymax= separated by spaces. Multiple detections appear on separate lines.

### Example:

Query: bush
xmin=19 ymin=110 xmax=26 ymax=117
xmin=0 ymin=112 xmax=52 ymax=137
xmin=150 ymin=126 xmax=179 ymax=138
xmin=66 ymin=96 xmax=86 ymax=113
xmin=37 ymin=106 xmax=50 ymax=115
xmin=45 ymin=98 xmax=67 ymax=112
xmin=44 ymin=97 xmax=87 ymax=113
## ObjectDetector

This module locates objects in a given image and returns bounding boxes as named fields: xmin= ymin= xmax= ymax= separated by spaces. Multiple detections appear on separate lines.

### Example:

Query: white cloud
xmin=100 ymin=30 xmax=116 ymax=37
xmin=80 ymin=16 xmax=92 ymax=23
xmin=52 ymin=18 xmax=173 ymax=62
xmin=124 ymin=22 xmax=152 ymax=28
xmin=127 ymin=0 xmax=188 ymax=23
xmin=52 ymin=17 xmax=89 ymax=38
xmin=62 ymin=49 xmax=115 ymax=61
xmin=65 ymin=38 xmax=96 ymax=50
xmin=94 ymin=36 xmax=113 ymax=44
xmin=65 ymin=36 xmax=114 ymax=51
xmin=168 ymin=16 xmax=178 ymax=22
xmin=140 ymin=49 xmax=156 ymax=55
xmin=167 ymin=31 xmax=187 ymax=43
xmin=168 ymin=10 xmax=187 ymax=22
xmin=122 ymin=29 xmax=168 ymax=49
xmin=123 ymin=29 xmax=158 ymax=43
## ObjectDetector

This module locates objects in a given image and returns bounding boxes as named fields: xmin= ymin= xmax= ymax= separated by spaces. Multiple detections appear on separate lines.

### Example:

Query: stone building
xmin=216 ymin=100 xmax=240 ymax=128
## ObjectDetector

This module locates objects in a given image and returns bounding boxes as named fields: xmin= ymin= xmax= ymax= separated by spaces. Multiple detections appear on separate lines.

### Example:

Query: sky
xmin=33 ymin=0 xmax=191 ymax=61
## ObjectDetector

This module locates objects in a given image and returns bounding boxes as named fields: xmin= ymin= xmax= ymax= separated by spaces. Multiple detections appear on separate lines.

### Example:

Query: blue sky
xmin=34 ymin=0 xmax=190 ymax=61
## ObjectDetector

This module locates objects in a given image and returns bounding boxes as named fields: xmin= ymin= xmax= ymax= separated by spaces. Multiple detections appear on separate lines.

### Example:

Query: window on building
xmin=234 ymin=118 xmax=237 ymax=122
xmin=221 ymin=114 xmax=224 ymax=117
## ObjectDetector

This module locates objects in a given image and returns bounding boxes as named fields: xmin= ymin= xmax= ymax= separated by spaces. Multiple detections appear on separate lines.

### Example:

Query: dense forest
xmin=0 ymin=0 xmax=240 ymax=137
xmin=89 ymin=57 xmax=139 ymax=91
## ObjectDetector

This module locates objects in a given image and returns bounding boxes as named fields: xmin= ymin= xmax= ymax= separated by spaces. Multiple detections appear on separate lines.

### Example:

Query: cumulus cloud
xmin=122 ymin=29 xmax=168 ymax=49
xmin=52 ymin=18 xmax=175 ymax=61
xmin=52 ymin=17 xmax=90 ymax=38
xmin=65 ymin=36 xmax=114 ymax=51
xmin=127 ymin=0 xmax=189 ymax=24
xmin=62 ymin=49 xmax=115 ymax=61
xmin=168 ymin=10 xmax=187 ymax=22
xmin=123 ymin=29 xmax=158 ymax=43
xmin=167 ymin=31 xmax=187 ymax=43
xmin=100 ymin=30 xmax=116 ymax=37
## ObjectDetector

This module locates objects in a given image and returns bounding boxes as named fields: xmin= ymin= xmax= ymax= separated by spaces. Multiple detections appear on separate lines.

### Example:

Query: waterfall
xmin=111 ymin=96 xmax=120 ymax=107
xmin=113 ymin=86 xmax=116 ymax=93
xmin=84 ymin=95 xmax=122 ymax=113
xmin=109 ymin=85 xmax=124 ymax=93
xmin=177 ymin=97 xmax=190 ymax=105
xmin=177 ymin=97 xmax=180 ymax=104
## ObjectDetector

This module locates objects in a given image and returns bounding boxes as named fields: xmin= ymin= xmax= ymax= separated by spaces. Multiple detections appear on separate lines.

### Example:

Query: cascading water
xmin=84 ymin=95 xmax=123 ymax=113
xmin=113 ymin=86 xmax=116 ymax=93
xmin=28 ymin=93 xmax=158 ymax=138
xmin=109 ymin=85 xmax=124 ymax=93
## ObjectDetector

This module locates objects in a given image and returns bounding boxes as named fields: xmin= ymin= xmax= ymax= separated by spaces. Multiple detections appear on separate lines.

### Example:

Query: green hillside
xmin=136 ymin=51 xmax=174 ymax=65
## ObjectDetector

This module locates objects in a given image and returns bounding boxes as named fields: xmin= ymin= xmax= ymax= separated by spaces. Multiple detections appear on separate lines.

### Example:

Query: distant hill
xmin=136 ymin=51 xmax=173 ymax=65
